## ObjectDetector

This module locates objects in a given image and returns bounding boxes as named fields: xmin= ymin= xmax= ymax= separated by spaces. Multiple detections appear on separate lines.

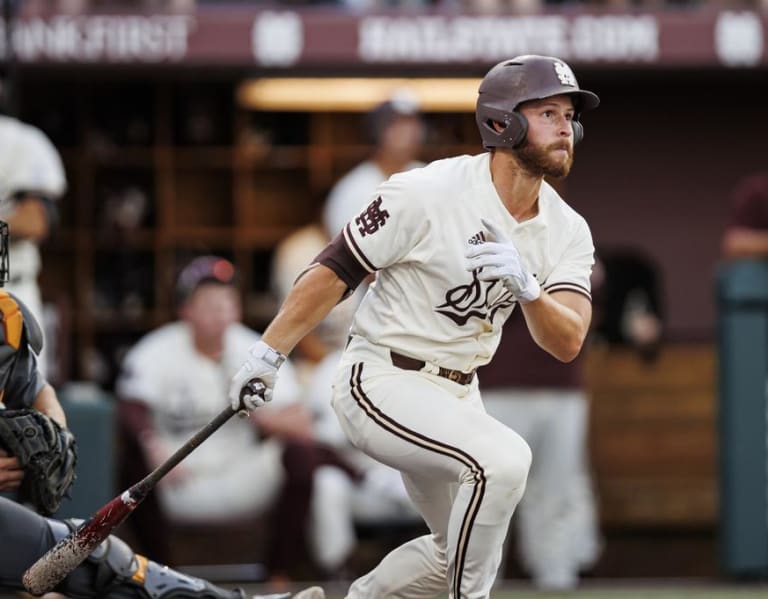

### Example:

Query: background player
xmin=0 ymin=105 xmax=67 ymax=378
xmin=0 ymin=203 xmax=68 ymax=499
xmin=116 ymin=256 xmax=361 ymax=583
xmin=0 ymin=495 xmax=289 ymax=599
xmin=228 ymin=54 xmax=599 ymax=598
xmin=0 ymin=229 xmax=323 ymax=598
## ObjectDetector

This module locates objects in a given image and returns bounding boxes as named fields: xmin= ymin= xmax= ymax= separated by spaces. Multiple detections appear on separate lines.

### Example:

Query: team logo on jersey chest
xmin=355 ymin=196 xmax=390 ymax=237
xmin=435 ymin=269 xmax=516 ymax=326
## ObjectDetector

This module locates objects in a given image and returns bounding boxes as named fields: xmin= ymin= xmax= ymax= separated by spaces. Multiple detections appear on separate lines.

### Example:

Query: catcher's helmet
xmin=476 ymin=55 xmax=599 ymax=150
xmin=0 ymin=221 xmax=8 ymax=287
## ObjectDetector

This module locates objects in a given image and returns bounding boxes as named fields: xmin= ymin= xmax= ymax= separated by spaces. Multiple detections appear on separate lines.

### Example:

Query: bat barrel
xmin=21 ymin=405 xmax=238 ymax=595
xmin=22 ymin=491 xmax=138 ymax=595
xmin=23 ymin=534 xmax=99 ymax=595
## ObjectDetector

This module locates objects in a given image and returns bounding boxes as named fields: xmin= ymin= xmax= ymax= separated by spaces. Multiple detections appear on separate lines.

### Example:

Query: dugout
xmin=1 ymin=2 xmax=765 ymax=581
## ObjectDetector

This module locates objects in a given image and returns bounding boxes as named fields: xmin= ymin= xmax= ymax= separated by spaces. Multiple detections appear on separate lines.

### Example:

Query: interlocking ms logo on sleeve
xmin=356 ymin=196 xmax=390 ymax=237
xmin=553 ymin=60 xmax=577 ymax=87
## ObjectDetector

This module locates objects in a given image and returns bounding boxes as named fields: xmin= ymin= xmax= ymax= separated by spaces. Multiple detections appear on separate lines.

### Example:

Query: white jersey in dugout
xmin=342 ymin=152 xmax=594 ymax=373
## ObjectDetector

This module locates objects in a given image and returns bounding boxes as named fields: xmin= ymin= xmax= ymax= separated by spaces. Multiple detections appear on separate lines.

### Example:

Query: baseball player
xmin=0 ymin=206 xmax=70 ymax=500
xmin=0 ymin=494 xmax=329 ymax=598
xmin=117 ymin=256 xmax=360 ymax=584
xmin=0 ymin=110 xmax=67 ymax=377
xmin=322 ymin=90 xmax=426 ymax=237
xmin=229 ymin=55 xmax=599 ymax=598
xmin=0 ymin=223 xmax=323 ymax=597
xmin=0 ymin=495 xmax=294 ymax=599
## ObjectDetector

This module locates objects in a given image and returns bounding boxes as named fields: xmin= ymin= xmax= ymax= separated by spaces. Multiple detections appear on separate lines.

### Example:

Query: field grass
xmin=232 ymin=580 xmax=768 ymax=599
xmin=7 ymin=580 xmax=768 ymax=598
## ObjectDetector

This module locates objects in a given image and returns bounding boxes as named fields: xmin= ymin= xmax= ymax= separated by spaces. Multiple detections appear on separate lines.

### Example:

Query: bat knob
xmin=240 ymin=379 xmax=266 ymax=402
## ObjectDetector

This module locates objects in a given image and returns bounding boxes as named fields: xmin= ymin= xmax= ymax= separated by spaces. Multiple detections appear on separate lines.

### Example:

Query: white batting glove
xmin=465 ymin=218 xmax=541 ymax=304
xmin=228 ymin=340 xmax=286 ymax=412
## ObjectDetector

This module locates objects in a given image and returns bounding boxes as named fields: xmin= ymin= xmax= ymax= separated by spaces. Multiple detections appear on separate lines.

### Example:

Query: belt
xmin=390 ymin=350 xmax=475 ymax=385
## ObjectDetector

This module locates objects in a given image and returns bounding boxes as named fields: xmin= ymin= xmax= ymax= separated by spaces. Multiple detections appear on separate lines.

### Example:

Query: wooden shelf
xmin=92 ymin=230 xmax=157 ymax=250
xmin=76 ymin=310 xmax=166 ymax=333
xmin=89 ymin=148 xmax=156 ymax=167
xmin=173 ymin=147 xmax=235 ymax=168
xmin=164 ymin=227 xmax=234 ymax=244
xmin=35 ymin=77 xmax=480 ymax=384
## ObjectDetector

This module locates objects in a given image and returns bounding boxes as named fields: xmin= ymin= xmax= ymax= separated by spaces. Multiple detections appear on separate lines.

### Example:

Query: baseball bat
xmin=22 ymin=381 xmax=265 ymax=595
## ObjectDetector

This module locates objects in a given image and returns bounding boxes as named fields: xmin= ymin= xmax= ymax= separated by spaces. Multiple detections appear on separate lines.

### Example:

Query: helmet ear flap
xmin=506 ymin=112 xmax=528 ymax=148
xmin=572 ymin=120 xmax=584 ymax=145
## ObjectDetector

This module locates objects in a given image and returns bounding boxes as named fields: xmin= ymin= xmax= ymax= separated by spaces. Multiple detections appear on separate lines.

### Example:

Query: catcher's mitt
xmin=0 ymin=408 xmax=77 ymax=515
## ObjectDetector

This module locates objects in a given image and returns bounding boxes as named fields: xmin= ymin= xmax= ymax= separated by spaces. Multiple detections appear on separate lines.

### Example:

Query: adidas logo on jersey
xmin=467 ymin=231 xmax=486 ymax=245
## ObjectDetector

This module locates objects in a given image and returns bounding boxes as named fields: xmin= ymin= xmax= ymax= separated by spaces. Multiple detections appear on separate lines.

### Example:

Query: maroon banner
xmin=0 ymin=7 xmax=764 ymax=69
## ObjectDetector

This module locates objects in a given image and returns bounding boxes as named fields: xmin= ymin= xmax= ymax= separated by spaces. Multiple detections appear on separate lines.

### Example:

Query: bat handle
xmin=239 ymin=379 xmax=266 ymax=403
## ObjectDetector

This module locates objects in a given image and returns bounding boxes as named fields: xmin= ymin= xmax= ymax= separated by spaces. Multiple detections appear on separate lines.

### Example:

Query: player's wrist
xmin=248 ymin=341 xmax=286 ymax=370
xmin=517 ymin=283 xmax=541 ymax=303
xmin=515 ymin=274 xmax=541 ymax=304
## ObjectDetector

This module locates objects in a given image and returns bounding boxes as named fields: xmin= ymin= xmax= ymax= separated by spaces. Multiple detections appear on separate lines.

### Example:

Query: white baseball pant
xmin=332 ymin=337 xmax=531 ymax=599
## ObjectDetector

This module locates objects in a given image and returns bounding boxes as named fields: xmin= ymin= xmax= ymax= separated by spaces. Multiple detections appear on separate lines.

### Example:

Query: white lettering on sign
xmin=0 ymin=15 xmax=192 ymax=62
xmin=360 ymin=16 xmax=568 ymax=62
xmin=715 ymin=11 xmax=763 ymax=67
xmin=252 ymin=11 xmax=303 ymax=66
xmin=359 ymin=15 xmax=659 ymax=63
xmin=571 ymin=16 xmax=658 ymax=61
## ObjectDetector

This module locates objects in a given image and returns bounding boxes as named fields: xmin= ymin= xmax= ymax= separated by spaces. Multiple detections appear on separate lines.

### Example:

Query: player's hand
xmin=465 ymin=218 xmax=541 ymax=304
xmin=228 ymin=340 xmax=286 ymax=413
xmin=0 ymin=449 xmax=24 ymax=491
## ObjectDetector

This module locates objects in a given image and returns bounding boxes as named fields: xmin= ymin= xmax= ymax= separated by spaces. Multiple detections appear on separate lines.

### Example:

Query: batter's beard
xmin=516 ymin=140 xmax=574 ymax=179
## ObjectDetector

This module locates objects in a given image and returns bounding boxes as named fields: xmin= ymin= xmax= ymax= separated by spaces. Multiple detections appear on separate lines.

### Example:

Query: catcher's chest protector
xmin=0 ymin=291 xmax=24 ymax=403
xmin=0 ymin=291 xmax=23 ymax=351
xmin=0 ymin=291 xmax=45 ymax=406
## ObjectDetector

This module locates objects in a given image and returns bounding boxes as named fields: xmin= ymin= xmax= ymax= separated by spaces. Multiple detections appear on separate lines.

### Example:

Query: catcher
xmin=0 ymin=221 xmax=75 ymax=515
xmin=0 ymin=495 xmax=303 ymax=599
xmin=0 ymin=218 xmax=324 ymax=599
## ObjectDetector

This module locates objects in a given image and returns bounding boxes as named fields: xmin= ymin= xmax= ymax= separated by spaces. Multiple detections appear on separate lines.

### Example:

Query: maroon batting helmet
xmin=476 ymin=55 xmax=600 ymax=149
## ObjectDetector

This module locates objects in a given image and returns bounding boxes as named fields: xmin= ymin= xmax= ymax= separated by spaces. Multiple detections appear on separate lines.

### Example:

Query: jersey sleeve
xmin=543 ymin=216 xmax=595 ymax=301
xmin=116 ymin=340 xmax=166 ymax=408
xmin=338 ymin=174 xmax=428 ymax=275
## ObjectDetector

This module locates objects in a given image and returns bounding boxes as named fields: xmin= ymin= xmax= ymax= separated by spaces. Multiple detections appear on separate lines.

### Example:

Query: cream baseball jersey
xmin=320 ymin=152 xmax=594 ymax=373
xmin=117 ymin=321 xmax=302 ymax=472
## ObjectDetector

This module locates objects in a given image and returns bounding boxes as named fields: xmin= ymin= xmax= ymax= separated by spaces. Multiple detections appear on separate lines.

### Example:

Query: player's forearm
xmin=721 ymin=228 xmax=768 ymax=259
xmin=520 ymin=293 xmax=590 ymax=362
xmin=31 ymin=384 xmax=67 ymax=429
xmin=262 ymin=264 xmax=349 ymax=356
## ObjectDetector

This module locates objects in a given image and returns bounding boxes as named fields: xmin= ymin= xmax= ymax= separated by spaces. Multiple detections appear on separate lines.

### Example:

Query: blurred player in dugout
xmin=722 ymin=172 xmax=768 ymax=260
xmin=270 ymin=92 xmax=427 ymax=567
xmin=0 ymin=186 xmax=315 ymax=597
xmin=272 ymin=90 xmax=426 ymax=375
xmin=0 ymin=84 xmax=67 ymax=378
xmin=116 ymin=256 xmax=362 ymax=582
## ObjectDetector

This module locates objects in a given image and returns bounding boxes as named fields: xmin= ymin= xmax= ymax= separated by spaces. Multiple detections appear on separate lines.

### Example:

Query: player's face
xmin=181 ymin=284 xmax=241 ymax=342
xmin=379 ymin=115 xmax=425 ymax=162
xmin=516 ymin=95 xmax=576 ymax=179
